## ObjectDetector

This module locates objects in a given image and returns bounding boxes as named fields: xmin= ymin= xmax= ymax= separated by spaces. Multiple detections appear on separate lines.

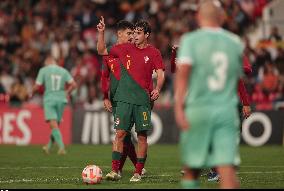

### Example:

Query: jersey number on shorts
xmin=143 ymin=112 xmax=147 ymax=121
xmin=208 ymin=52 xmax=228 ymax=91
xmin=51 ymin=74 xmax=62 ymax=91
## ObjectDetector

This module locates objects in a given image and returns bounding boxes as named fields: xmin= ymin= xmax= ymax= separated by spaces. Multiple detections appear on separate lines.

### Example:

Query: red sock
xmin=134 ymin=162 xmax=144 ymax=175
xmin=119 ymin=144 xmax=128 ymax=171
xmin=112 ymin=160 xmax=120 ymax=173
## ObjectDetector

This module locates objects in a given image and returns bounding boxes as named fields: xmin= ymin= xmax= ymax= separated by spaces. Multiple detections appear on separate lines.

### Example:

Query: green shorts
xmin=113 ymin=101 xmax=151 ymax=133
xmin=180 ymin=106 xmax=240 ymax=169
xmin=43 ymin=100 xmax=66 ymax=123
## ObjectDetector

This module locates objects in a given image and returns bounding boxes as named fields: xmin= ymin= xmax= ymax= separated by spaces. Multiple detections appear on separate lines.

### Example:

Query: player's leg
xmin=112 ymin=104 xmax=127 ymax=176
xmin=130 ymin=105 xmax=151 ymax=182
xmin=181 ymin=167 xmax=201 ymax=189
xmin=118 ymin=132 xmax=132 ymax=175
xmin=106 ymin=101 xmax=132 ymax=181
xmin=55 ymin=102 xmax=67 ymax=155
xmin=215 ymin=165 xmax=239 ymax=188
xmin=209 ymin=107 xmax=240 ymax=188
xmin=130 ymin=131 xmax=147 ymax=182
xmin=42 ymin=102 xmax=59 ymax=154
xmin=180 ymin=107 xmax=213 ymax=188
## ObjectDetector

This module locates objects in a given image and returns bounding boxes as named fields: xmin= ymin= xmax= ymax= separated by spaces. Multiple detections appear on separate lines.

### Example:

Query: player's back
xmin=37 ymin=64 xmax=70 ymax=103
xmin=179 ymin=28 xmax=243 ymax=108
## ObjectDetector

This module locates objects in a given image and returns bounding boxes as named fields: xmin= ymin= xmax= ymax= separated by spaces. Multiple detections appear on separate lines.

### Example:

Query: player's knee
xmin=115 ymin=130 xmax=127 ymax=141
xmin=137 ymin=133 xmax=147 ymax=144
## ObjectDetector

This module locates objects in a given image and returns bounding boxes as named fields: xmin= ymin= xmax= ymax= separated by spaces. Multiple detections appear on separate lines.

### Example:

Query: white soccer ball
xmin=82 ymin=165 xmax=103 ymax=184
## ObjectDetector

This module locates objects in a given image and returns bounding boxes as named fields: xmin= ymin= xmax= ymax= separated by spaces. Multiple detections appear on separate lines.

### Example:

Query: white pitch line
xmin=0 ymin=175 xmax=172 ymax=184
xmin=238 ymin=171 xmax=284 ymax=174
xmin=241 ymin=166 xmax=284 ymax=168
xmin=0 ymin=177 xmax=81 ymax=184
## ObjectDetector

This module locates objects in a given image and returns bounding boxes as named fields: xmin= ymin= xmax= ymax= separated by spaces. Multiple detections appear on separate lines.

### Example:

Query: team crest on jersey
xmin=114 ymin=118 xmax=120 ymax=126
xmin=144 ymin=56 xmax=149 ymax=63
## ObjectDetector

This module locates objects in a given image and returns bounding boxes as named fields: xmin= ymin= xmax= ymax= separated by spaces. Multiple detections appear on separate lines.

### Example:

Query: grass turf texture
xmin=0 ymin=145 xmax=284 ymax=189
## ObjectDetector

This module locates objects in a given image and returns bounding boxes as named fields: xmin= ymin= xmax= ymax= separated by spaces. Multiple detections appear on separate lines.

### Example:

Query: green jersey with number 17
xmin=177 ymin=28 xmax=244 ymax=108
xmin=35 ymin=64 xmax=73 ymax=103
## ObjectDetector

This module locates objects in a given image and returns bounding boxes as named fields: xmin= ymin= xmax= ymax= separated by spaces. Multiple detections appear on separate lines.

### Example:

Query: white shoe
xmin=130 ymin=173 xmax=142 ymax=182
xmin=42 ymin=145 xmax=50 ymax=155
xmin=141 ymin=168 xmax=147 ymax=177
xmin=106 ymin=171 xmax=121 ymax=181
xmin=57 ymin=148 xmax=67 ymax=155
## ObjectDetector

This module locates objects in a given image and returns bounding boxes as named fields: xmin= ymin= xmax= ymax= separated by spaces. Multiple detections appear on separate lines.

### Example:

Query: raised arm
xmin=97 ymin=16 xmax=108 ymax=55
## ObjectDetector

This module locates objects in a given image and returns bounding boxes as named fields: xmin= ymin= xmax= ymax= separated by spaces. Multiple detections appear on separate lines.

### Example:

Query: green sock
xmin=137 ymin=158 xmax=146 ymax=163
xmin=181 ymin=179 xmax=200 ymax=189
xmin=52 ymin=128 xmax=64 ymax=149
xmin=112 ymin=151 xmax=121 ymax=160
xmin=47 ymin=134 xmax=54 ymax=150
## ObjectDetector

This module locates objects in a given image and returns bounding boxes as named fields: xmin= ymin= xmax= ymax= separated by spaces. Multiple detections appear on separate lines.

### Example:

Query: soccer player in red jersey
xmin=97 ymin=18 xmax=146 ymax=178
xmin=105 ymin=20 xmax=165 ymax=182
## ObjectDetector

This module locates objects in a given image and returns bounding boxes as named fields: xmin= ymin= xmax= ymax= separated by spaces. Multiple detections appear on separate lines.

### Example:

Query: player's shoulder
xmin=180 ymin=30 xmax=201 ymax=43
xmin=220 ymin=29 xmax=243 ymax=45
xmin=53 ymin=65 xmax=69 ymax=74
xmin=112 ymin=42 xmax=134 ymax=49
xmin=146 ymin=44 xmax=161 ymax=54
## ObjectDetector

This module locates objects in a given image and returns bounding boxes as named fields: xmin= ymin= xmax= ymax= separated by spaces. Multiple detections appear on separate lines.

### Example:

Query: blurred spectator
xmin=0 ymin=0 xmax=274 ymax=108
xmin=0 ymin=65 xmax=14 ymax=93
xmin=258 ymin=61 xmax=279 ymax=88
xmin=9 ymin=75 xmax=28 ymax=106
xmin=269 ymin=26 xmax=282 ymax=42
xmin=274 ymin=47 xmax=284 ymax=75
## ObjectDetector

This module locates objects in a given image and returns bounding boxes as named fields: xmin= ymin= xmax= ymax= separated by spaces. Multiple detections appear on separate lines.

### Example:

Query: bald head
xmin=197 ymin=0 xmax=225 ymax=27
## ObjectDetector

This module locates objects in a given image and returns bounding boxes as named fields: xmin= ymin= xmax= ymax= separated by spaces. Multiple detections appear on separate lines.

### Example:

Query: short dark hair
xmin=135 ymin=20 xmax=151 ymax=35
xmin=116 ymin=20 xmax=134 ymax=31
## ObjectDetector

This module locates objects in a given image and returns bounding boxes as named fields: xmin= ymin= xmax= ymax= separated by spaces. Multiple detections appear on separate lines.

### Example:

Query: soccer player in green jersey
xmin=31 ymin=55 xmax=77 ymax=155
xmin=175 ymin=0 xmax=243 ymax=188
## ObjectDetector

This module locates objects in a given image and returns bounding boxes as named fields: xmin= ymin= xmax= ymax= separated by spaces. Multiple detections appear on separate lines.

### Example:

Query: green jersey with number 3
xmin=177 ymin=28 xmax=243 ymax=108
xmin=35 ymin=64 xmax=73 ymax=103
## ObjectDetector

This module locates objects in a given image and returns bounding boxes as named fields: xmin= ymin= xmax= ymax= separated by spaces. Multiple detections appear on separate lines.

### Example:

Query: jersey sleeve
xmin=35 ymin=68 xmax=44 ymax=85
xmin=238 ymin=79 xmax=250 ymax=106
xmin=243 ymin=55 xmax=252 ymax=75
xmin=153 ymin=49 xmax=165 ymax=70
xmin=101 ymin=57 xmax=110 ymax=99
xmin=177 ymin=34 xmax=194 ymax=66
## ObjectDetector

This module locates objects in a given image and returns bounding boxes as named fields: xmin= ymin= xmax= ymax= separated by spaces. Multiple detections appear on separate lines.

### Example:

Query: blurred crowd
xmin=1 ymin=0 xmax=282 ymax=110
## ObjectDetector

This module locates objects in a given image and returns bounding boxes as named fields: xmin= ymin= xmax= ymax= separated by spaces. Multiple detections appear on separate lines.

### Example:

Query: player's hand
xmin=97 ymin=16 xmax=105 ymax=33
xmin=242 ymin=105 xmax=251 ymax=119
xmin=65 ymin=91 xmax=71 ymax=103
xmin=151 ymin=89 xmax=160 ymax=101
xmin=172 ymin=45 xmax=178 ymax=51
xmin=174 ymin=105 xmax=189 ymax=131
xmin=104 ymin=98 xmax=112 ymax=113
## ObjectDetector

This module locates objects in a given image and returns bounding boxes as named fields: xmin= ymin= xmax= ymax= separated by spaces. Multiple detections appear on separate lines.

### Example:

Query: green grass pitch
xmin=0 ymin=144 xmax=284 ymax=189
